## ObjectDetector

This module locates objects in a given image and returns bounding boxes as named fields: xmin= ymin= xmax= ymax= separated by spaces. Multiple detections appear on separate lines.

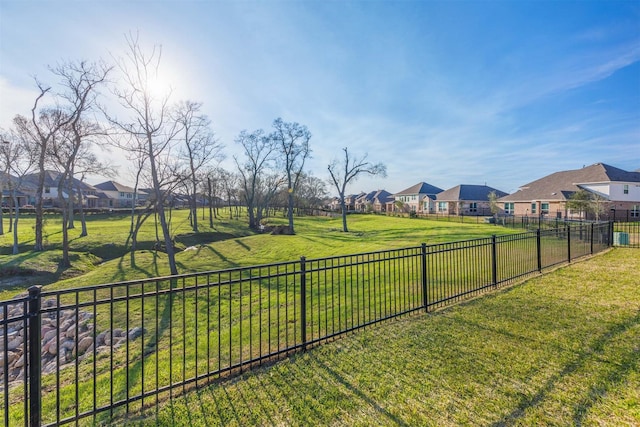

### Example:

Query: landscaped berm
xmin=140 ymin=248 xmax=639 ymax=426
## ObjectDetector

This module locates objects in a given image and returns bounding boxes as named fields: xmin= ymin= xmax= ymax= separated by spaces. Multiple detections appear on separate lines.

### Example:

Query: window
xmin=541 ymin=202 xmax=549 ymax=214
xmin=531 ymin=203 xmax=537 ymax=215
xmin=438 ymin=202 xmax=447 ymax=212
xmin=632 ymin=205 xmax=640 ymax=218
xmin=504 ymin=202 xmax=514 ymax=214
xmin=44 ymin=186 xmax=50 ymax=194
xmin=120 ymin=192 xmax=125 ymax=198
xmin=623 ymin=184 xmax=629 ymax=194
xmin=469 ymin=202 xmax=477 ymax=213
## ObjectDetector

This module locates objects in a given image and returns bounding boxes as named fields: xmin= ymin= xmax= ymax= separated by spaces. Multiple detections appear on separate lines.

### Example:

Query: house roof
xmin=355 ymin=189 xmax=393 ymax=205
xmin=23 ymin=171 xmax=97 ymax=192
xmin=499 ymin=163 xmax=640 ymax=202
xmin=436 ymin=185 xmax=508 ymax=202
xmin=94 ymin=181 xmax=137 ymax=193
xmin=394 ymin=182 xmax=443 ymax=196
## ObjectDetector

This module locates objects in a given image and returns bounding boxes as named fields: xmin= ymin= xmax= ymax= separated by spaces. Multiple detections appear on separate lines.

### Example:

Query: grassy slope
xmin=144 ymin=248 xmax=640 ymax=426
xmin=1 ymin=212 xmax=516 ymax=297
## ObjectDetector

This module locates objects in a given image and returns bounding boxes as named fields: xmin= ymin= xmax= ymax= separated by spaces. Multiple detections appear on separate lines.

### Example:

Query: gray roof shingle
xmin=394 ymin=182 xmax=443 ymax=196
xmin=436 ymin=184 xmax=508 ymax=202
xmin=499 ymin=163 xmax=640 ymax=202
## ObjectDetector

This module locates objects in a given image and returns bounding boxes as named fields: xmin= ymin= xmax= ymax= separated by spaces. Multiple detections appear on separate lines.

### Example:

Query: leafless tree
xmin=294 ymin=172 xmax=328 ymax=212
xmin=107 ymin=34 xmax=181 ymax=275
xmin=14 ymin=100 xmax=73 ymax=251
xmin=217 ymin=168 xmax=239 ymax=221
xmin=174 ymin=101 xmax=224 ymax=232
xmin=270 ymin=118 xmax=311 ymax=234
xmin=328 ymin=147 xmax=386 ymax=232
xmin=234 ymin=129 xmax=280 ymax=229
xmin=51 ymin=60 xmax=111 ymax=233
xmin=0 ymin=127 xmax=38 ymax=254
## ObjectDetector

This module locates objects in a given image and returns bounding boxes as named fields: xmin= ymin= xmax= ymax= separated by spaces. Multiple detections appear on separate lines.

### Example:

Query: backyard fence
xmin=0 ymin=221 xmax=615 ymax=426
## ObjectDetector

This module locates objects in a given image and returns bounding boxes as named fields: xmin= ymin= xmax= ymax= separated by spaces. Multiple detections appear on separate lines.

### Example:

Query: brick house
xmin=497 ymin=163 xmax=640 ymax=219
xmin=388 ymin=182 xmax=443 ymax=214
xmin=435 ymin=184 xmax=508 ymax=216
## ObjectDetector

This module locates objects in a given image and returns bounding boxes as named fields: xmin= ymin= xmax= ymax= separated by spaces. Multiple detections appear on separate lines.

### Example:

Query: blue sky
xmin=1 ymin=0 xmax=639 ymax=195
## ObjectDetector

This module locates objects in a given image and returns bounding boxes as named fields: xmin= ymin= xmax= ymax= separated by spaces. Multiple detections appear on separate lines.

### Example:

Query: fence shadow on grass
xmin=491 ymin=311 xmax=640 ymax=426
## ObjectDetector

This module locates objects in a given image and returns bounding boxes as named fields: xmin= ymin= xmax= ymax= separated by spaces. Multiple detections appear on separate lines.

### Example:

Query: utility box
xmin=613 ymin=232 xmax=629 ymax=246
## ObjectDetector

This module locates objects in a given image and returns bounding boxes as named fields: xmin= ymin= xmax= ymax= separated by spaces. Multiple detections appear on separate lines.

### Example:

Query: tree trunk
xmin=59 ymin=191 xmax=71 ymax=268
xmin=287 ymin=191 xmax=295 ymax=234
xmin=11 ymin=194 xmax=19 ymax=254
xmin=341 ymin=199 xmax=348 ymax=233
xmin=34 ymin=169 xmax=45 ymax=251
xmin=191 ymin=182 xmax=198 ymax=232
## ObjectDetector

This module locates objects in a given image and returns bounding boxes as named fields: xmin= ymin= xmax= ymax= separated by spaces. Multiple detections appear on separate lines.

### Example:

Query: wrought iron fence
xmin=612 ymin=221 xmax=640 ymax=248
xmin=0 ymin=222 xmax=614 ymax=426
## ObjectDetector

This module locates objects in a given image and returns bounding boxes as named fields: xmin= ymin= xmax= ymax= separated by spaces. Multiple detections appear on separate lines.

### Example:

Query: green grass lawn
xmin=0 ymin=211 xmax=517 ymax=298
xmin=3 ymin=212 xmax=632 ymax=426
xmin=138 ymin=248 xmax=640 ymax=426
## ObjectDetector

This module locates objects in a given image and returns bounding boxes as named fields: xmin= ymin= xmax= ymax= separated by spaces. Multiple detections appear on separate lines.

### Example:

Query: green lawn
xmin=3 ymin=212 xmax=632 ymax=426
xmin=0 ymin=211 xmax=518 ymax=298
xmin=136 ymin=248 xmax=640 ymax=426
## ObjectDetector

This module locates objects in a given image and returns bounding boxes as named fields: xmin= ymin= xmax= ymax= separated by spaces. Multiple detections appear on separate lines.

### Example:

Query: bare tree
xmin=14 ymin=100 xmax=73 ymax=251
xmin=0 ymin=127 xmax=38 ymax=254
xmin=48 ymin=119 xmax=110 ymax=266
xmin=211 ymin=167 xmax=237 ymax=222
xmin=328 ymin=147 xmax=386 ymax=232
xmin=122 ymin=145 xmax=154 ymax=267
xmin=51 ymin=60 xmax=111 ymax=234
xmin=294 ymin=172 xmax=328 ymax=212
xmin=174 ymin=101 xmax=224 ymax=232
xmin=270 ymin=118 xmax=311 ymax=234
xmin=234 ymin=129 xmax=279 ymax=229
xmin=107 ymin=34 xmax=180 ymax=275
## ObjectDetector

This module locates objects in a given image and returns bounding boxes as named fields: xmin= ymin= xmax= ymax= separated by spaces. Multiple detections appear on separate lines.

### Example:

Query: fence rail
xmin=0 ymin=222 xmax=615 ymax=426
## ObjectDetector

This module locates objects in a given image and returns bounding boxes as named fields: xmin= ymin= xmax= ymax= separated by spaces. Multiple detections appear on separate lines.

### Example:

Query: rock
xmin=77 ymin=336 xmax=93 ymax=354
xmin=8 ymin=336 xmax=22 ymax=352
xmin=43 ymin=329 xmax=57 ymax=343
xmin=128 ymin=327 xmax=144 ymax=340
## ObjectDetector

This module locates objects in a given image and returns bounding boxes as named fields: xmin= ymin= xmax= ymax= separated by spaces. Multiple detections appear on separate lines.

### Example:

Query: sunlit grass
xmin=138 ymin=248 xmax=639 ymax=426
xmin=1 ymin=211 xmax=517 ymax=298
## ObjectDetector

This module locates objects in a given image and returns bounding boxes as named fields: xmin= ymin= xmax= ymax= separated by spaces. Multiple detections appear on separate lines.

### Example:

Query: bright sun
xmin=145 ymin=70 xmax=173 ymax=98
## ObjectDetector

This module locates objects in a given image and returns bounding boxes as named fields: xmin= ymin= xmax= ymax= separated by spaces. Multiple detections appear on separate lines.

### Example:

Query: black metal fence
xmin=0 ymin=222 xmax=614 ymax=426
xmin=612 ymin=221 xmax=640 ymax=248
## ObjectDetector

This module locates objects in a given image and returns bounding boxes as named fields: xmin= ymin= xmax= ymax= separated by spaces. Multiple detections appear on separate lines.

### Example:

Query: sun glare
xmin=146 ymin=69 xmax=173 ymax=98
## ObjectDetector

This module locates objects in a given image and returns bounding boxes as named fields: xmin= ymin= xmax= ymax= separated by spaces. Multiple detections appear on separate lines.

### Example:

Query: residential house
xmin=94 ymin=181 xmax=146 ymax=208
xmin=497 ymin=163 xmax=640 ymax=219
xmin=343 ymin=193 xmax=364 ymax=211
xmin=21 ymin=171 xmax=99 ymax=208
xmin=435 ymin=184 xmax=508 ymax=216
xmin=354 ymin=190 xmax=393 ymax=213
xmin=388 ymin=182 xmax=444 ymax=214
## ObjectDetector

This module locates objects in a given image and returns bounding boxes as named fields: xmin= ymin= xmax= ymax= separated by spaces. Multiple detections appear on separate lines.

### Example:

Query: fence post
xmin=590 ymin=223 xmax=594 ymax=255
xmin=609 ymin=221 xmax=614 ymax=247
xmin=567 ymin=224 xmax=571 ymax=262
xmin=421 ymin=243 xmax=428 ymax=312
xmin=300 ymin=257 xmax=307 ymax=350
xmin=536 ymin=228 xmax=542 ymax=272
xmin=491 ymin=235 xmax=497 ymax=288
xmin=28 ymin=286 xmax=42 ymax=427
